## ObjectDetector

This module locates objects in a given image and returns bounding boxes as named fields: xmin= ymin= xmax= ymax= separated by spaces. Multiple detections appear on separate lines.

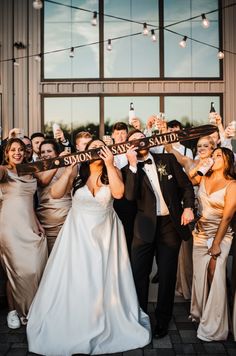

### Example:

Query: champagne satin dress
xmin=36 ymin=168 xmax=72 ymax=253
xmin=190 ymin=178 xmax=233 ymax=341
xmin=0 ymin=170 xmax=48 ymax=317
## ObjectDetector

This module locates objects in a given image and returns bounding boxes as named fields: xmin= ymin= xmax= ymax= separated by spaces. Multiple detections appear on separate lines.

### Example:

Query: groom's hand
xmin=126 ymin=145 xmax=138 ymax=169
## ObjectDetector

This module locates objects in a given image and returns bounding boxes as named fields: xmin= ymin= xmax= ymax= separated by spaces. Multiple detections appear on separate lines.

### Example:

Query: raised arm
xmin=35 ymin=168 xmax=58 ymax=187
xmin=50 ymin=164 xmax=77 ymax=199
xmin=164 ymin=144 xmax=194 ymax=173
xmin=99 ymin=146 xmax=124 ymax=199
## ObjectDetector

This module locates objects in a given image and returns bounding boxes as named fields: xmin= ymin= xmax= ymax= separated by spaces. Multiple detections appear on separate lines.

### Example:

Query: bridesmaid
xmin=0 ymin=138 xmax=48 ymax=328
xmin=189 ymin=147 xmax=236 ymax=341
xmin=36 ymin=139 xmax=72 ymax=253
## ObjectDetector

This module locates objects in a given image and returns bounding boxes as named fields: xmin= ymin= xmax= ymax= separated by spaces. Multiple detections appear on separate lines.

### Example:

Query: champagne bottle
xmin=52 ymin=123 xmax=61 ymax=141
xmin=128 ymin=102 xmax=136 ymax=124
xmin=209 ymin=102 xmax=216 ymax=125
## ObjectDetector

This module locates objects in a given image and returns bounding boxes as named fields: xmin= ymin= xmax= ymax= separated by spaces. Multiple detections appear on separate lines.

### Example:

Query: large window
xmin=164 ymin=0 xmax=219 ymax=77
xmin=44 ymin=97 xmax=100 ymax=140
xmin=164 ymin=96 xmax=221 ymax=126
xmin=44 ymin=95 xmax=221 ymax=141
xmin=43 ymin=0 xmax=221 ymax=79
xmin=104 ymin=0 xmax=159 ymax=78
xmin=44 ymin=0 xmax=99 ymax=79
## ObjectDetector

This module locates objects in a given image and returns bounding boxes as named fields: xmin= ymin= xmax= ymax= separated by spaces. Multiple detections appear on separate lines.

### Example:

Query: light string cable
xmin=1 ymin=0 xmax=236 ymax=64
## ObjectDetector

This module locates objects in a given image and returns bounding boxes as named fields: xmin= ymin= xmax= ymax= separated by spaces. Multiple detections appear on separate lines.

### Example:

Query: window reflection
xmin=164 ymin=96 xmax=220 ymax=126
xmin=44 ymin=0 xmax=99 ymax=79
xmin=44 ymin=97 xmax=100 ymax=142
xmin=164 ymin=95 xmax=221 ymax=154
xmin=104 ymin=96 xmax=160 ymax=133
xmin=104 ymin=0 xmax=159 ymax=78
xmin=164 ymin=0 xmax=219 ymax=77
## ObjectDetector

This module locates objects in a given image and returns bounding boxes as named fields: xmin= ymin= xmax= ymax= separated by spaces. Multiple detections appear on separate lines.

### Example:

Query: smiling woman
xmin=36 ymin=139 xmax=72 ymax=253
xmin=0 ymin=138 xmax=48 ymax=329
xmin=190 ymin=147 xmax=236 ymax=341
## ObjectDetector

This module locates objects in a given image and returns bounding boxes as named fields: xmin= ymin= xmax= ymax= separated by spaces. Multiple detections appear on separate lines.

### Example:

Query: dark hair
xmin=112 ymin=122 xmax=128 ymax=133
xmin=211 ymin=147 xmax=236 ymax=179
xmin=39 ymin=139 xmax=60 ymax=156
xmin=30 ymin=132 xmax=45 ymax=141
xmin=72 ymin=139 xmax=109 ymax=195
xmin=167 ymin=120 xmax=183 ymax=130
xmin=3 ymin=138 xmax=27 ymax=165
xmin=127 ymin=129 xmax=145 ymax=140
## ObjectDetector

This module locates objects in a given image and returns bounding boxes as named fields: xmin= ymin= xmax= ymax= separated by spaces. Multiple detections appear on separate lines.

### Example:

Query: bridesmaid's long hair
xmin=211 ymin=147 xmax=236 ymax=180
xmin=3 ymin=138 xmax=27 ymax=165
xmin=72 ymin=139 xmax=109 ymax=196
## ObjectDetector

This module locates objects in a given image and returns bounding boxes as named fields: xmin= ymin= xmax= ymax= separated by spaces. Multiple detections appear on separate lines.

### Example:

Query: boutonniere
xmin=157 ymin=162 xmax=168 ymax=180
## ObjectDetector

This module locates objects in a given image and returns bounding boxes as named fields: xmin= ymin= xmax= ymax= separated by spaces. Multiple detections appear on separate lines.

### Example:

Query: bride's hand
xmin=99 ymin=146 xmax=114 ymax=167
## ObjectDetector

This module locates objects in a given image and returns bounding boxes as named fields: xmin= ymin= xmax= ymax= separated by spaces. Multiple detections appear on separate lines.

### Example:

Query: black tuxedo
xmin=124 ymin=153 xmax=195 ymax=330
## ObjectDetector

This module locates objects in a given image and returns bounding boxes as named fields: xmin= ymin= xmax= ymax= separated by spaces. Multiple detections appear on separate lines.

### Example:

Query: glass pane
xmin=164 ymin=95 xmax=221 ymax=154
xmin=44 ymin=97 xmax=100 ymax=142
xmin=164 ymin=0 xmax=219 ymax=77
xmin=104 ymin=0 xmax=159 ymax=78
xmin=104 ymin=96 xmax=160 ymax=133
xmin=44 ymin=0 xmax=99 ymax=79
xmin=164 ymin=96 xmax=220 ymax=126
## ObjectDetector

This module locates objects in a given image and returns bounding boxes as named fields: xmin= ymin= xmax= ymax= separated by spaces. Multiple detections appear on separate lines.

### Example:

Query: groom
xmin=124 ymin=129 xmax=195 ymax=338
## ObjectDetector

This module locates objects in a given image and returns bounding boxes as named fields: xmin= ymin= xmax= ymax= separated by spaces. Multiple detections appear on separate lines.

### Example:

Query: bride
xmin=27 ymin=139 xmax=151 ymax=356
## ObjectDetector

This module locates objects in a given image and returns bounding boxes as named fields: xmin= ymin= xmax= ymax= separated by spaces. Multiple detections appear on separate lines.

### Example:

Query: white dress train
xmin=27 ymin=185 xmax=151 ymax=356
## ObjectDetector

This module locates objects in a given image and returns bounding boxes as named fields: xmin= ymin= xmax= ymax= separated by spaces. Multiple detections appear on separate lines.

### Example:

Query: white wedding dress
xmin=27 ymin=185 xmax=151 ymax=356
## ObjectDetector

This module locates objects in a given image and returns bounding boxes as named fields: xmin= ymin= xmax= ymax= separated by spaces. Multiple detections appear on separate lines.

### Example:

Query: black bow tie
xmin=138 ymin=158 xmax=153 ymax=168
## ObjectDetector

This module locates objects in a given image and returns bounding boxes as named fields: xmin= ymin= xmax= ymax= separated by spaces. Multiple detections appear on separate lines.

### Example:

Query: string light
xmin=201 ymin=14 xmax=210 ymax=28
xmin=151 ymin=29 xmax=157 ymax=42
xmin=33 ymin=0 xmax=43 ymax=10
xmin=1 ymin=2 xmax=236 ymax=64
xmin=217 ymin=50 xmax=224 ymax=59
xmin=143 ymin=23 xmax=149 ymax=36
xmin=13 ymin=59 xmax=19 ymax=66
xmin=35 ymin=54 xmax=42 ymax=62
xmin=69 ymin=47 xmax=74 ymax=58
xmin=107 ymin=39 xmax=112 ymax=51
xmin=91 ymin=11 xmax=97 ymax=26
xmin=179 ymin=36 xmax=187 ymax=48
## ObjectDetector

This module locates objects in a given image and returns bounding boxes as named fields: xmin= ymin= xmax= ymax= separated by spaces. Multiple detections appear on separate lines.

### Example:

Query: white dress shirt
xmin=130 ymin=154 xmax=169 ymax=216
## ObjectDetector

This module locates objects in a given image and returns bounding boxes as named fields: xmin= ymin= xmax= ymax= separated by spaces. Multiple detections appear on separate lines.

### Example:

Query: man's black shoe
xmin=152 ymin=325 xmax=168 ymax=339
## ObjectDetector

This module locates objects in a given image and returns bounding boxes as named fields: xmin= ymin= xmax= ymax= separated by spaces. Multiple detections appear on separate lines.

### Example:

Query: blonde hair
xmin=198 ymin=135 xmax=215 ymax=150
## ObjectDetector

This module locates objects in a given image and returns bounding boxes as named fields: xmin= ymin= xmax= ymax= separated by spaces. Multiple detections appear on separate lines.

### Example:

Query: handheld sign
xmin=16 ymin=124 xmax=217 ymax=176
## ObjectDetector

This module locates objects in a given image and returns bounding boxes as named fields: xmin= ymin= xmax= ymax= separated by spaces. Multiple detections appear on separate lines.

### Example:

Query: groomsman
xmin=112 ymin=122 xmax=137 ymax=257
xmin=124 ymin=129 xmax=195 ymax=338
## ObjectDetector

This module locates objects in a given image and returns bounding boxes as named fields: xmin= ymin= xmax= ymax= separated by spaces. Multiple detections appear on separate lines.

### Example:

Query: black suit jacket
xmin=124 ymin=153 xmax=195 ymax=243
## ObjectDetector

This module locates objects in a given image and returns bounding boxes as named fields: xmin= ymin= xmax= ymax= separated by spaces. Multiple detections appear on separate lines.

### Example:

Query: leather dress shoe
xmin=153 ymin=325 xmax=168 ymax=339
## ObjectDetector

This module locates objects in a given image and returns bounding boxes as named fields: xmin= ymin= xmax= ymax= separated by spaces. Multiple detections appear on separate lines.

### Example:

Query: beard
xmin=136 ymin=149 xmax=149 ymax=159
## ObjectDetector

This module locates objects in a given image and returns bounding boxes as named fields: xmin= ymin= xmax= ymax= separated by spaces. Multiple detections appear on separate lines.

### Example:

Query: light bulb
xmin=107 ymin=39 xmax=112 ymax=51
xmin=201 ymin=14 xmax=210 ymax=28
xmin=69 ymin=47 xmax=74 ymax=58
xmin=151 ymin=29 xmax=157 ymax=42
xmin=217 ymin=51 xmax=224 ymax=59
xmin=33 ymin=0 xmax=43 ymax=10
xmin=179 ymin=36 xmax=187 ymax=48
xmin=91 ymin=11 xmax=97 ymax=26
xmin=35 ymin=54 xmax=42 ymax=62
xmin=13 ymin=59 xmax=19 ymax=67
xmin=143 ymin=23 xmax=149 ymax=36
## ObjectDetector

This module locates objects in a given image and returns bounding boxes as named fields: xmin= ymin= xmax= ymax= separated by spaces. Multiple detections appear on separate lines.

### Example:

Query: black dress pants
xmin=131 ymin=215 xmax=182 ymax=328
